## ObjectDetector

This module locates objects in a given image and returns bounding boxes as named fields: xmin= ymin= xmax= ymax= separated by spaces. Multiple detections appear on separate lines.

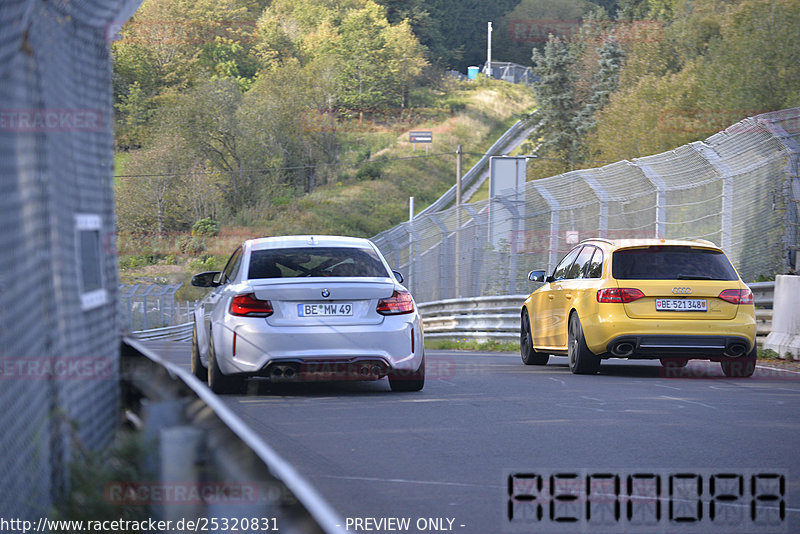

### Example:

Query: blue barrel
xmin=467 ymin=66 xmax=479 ymax=80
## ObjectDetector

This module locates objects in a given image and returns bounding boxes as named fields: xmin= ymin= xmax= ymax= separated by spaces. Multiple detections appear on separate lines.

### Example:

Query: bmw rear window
xmin=248 ymin=247 xmax=389 ymax=279
xmin=612 ymin=246 xmax=738 ymax=280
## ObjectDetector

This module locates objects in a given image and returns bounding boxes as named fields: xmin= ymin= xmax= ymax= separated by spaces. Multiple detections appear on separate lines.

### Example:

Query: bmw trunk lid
xmin=251 ymin=278 xmax=396 ymax=326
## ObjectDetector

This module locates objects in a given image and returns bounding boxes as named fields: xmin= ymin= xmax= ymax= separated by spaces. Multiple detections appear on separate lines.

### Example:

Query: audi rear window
xmin=248 ymin=247 xmax=389 ymax=279
xmin=612 ymin=246 xmax=738 ymax=281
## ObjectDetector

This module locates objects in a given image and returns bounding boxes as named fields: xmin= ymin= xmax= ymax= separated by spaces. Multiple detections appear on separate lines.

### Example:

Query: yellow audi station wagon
xmin=520 ymin=238 xmax=757 ymax=377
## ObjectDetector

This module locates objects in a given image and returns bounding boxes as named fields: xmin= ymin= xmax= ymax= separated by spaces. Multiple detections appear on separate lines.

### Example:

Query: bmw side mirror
xmin=192 ymin=271 xmax=222 ymax=287
xmin=528 ymin=270 xmax=547 ymax=283
xmin=392 ymin=270 xmax=404 ymax=284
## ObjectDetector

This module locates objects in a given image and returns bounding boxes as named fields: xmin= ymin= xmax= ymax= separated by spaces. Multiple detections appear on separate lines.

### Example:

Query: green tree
xmin=530 ymin=36 xmax=581 ymax=169
xmin=116 ymin=134 xmax=194 ymax=235
xmin=576 ymin=38 xmax=625 ymax=141
xmin=115 ymin=81 xmax=151 ymax=149
xmin=588 ymin=0 xmax=800 ymax=163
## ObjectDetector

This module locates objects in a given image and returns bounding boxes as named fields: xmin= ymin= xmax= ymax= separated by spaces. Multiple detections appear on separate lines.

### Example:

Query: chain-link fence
xmin=485 ymin=61 xmax=538 ymax=86
xmin=372 ymin=109 xmax=800 ymax=302
xmin=119 ymin=284 xmax=196 ymax=331
xmin=0 ymin=0 xmax=141 ymax=518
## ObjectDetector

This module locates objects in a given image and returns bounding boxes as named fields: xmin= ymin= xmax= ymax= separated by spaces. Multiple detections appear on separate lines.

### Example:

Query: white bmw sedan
xmin=190 ymin=235 xmax=425 ymax=394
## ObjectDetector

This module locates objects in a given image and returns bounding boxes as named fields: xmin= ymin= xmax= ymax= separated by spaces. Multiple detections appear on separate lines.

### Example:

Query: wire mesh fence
xmin=0 ymin=0 xmax=140 ymax=518
xmin=372 ymin=109 xmax=800 ymax=303
xmin=119 ymin=284 xmax=196 ymax=332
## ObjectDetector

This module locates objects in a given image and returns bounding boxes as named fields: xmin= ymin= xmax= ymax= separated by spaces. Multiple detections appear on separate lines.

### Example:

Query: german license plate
xmin=655 ymin=299 xmax=707 ymax=311
xmin=298 ymin=303 xmax=353 ymax=317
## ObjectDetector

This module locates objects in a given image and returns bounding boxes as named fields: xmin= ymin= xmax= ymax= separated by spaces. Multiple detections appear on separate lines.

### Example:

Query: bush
xmin=188 ymin=255 xmax=219 ymax=272
xmin=356 ymin=162 xmax=383 ymax=181
xmin=176 ymin=235 xmax=206 ymax=255
xmin=191 ymin=217 xmax=220 ymax=237
xmin=119 ymin=254 xmax=159 ymax=270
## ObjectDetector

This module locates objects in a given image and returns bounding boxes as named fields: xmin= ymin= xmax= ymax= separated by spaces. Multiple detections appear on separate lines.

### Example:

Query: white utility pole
xmin=487 ymin=22 xmax=493 ymax=78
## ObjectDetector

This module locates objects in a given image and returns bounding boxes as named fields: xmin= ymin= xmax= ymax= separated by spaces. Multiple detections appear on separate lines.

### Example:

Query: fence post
xmin=635 ymin=160 xmax=667 ymax=238
xmin=535 ymin=184 xmax=561 ymax=273
xmin=463 ymin=205 xmax=488 ymax=297
xmin=494 ymin=195 xmax=523 ymax=295
xmin=757 ymin=116 xmax=800 ymax=273
xmin=429 ymin=214 xmax=452 ymax=300
xmin=581 ymin=172 xmax=610 ymax=239
xmin=691 ymin=141 xmax=733 ymax=250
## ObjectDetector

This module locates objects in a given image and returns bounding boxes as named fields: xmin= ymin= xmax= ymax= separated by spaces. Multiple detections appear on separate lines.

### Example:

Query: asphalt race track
xmin=146 ymin=338 xmax=800 ymax=534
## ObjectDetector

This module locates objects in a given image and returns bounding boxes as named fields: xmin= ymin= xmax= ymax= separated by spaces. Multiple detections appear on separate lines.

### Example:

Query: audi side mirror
xmin=528 ymin=270 xmax=548 ymax=283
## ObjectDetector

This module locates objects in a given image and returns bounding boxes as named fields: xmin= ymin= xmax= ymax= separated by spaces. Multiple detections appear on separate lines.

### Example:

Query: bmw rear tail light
xmin=718 ymin=288 xmax=754 ymax=305
xmin=377 ymin=291 xmax=414 ymax=315
xmin=597 ymin=288 xmax=645 ymax=303
xmin=230 ymin=293 xmax=273 ymax=317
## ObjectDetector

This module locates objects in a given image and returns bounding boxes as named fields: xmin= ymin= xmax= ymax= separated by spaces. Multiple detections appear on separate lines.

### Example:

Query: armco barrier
xmin=122 ymin=337 xmax=346 ymax=533
xmin=417 ymin=111 xmax=540 ymax=217
xmin=418 ymin=282 xmax=775 ymax=345
xmin=131 ymin=322 xmax=193 ymax=341
xmin=133 ymin=283 xmax=776 ymax=345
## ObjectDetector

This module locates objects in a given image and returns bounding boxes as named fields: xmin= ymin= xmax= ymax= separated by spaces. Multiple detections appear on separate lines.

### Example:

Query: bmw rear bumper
xmin=215 ymin=314 xmax=424 ymax=378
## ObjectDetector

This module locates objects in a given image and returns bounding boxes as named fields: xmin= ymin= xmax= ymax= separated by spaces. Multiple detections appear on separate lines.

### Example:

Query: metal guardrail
xmin=418 ymin=282 xmax=776 ymax=343
xmin=123 ymin=337 xmax=346 ymax=533
xmin=132 ymin=283 xmax=776 ymax=344
xmin=131 ymin=322 xmax=193 ymax=341
xmin=417 ymin=112 xmax=539 ymax=217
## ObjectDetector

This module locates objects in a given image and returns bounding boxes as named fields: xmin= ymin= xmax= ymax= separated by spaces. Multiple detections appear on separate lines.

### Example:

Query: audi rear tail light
xmin=718 ymin=288 xmax=754 ymax=305
xmin=377 ymin=291 xmax=414 ymax=315
xmin=597 ymin=288 xmax=645 ymax=303
xmin=230 ymin=293 xmax=273 ymax=317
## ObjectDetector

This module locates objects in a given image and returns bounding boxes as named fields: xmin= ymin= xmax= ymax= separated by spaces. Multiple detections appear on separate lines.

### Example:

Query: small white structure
xmin=764 ymin=275 xmax=800 ymax=360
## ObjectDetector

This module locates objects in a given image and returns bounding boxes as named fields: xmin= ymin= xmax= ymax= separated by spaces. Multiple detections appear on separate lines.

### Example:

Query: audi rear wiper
xmin=677 ymin=274 xmax=714 ymax=280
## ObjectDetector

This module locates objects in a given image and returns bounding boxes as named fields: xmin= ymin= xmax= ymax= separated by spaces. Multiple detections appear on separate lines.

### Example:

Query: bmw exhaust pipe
xmin=270 ymin=365 xmax=297 ymax=381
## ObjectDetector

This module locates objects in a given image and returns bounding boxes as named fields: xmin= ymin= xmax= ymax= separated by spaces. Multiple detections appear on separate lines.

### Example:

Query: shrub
xmin=191 ymin=217 xmax=220 ymax=237
xmin=177 ymin=235 xmax=206 ymax=255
